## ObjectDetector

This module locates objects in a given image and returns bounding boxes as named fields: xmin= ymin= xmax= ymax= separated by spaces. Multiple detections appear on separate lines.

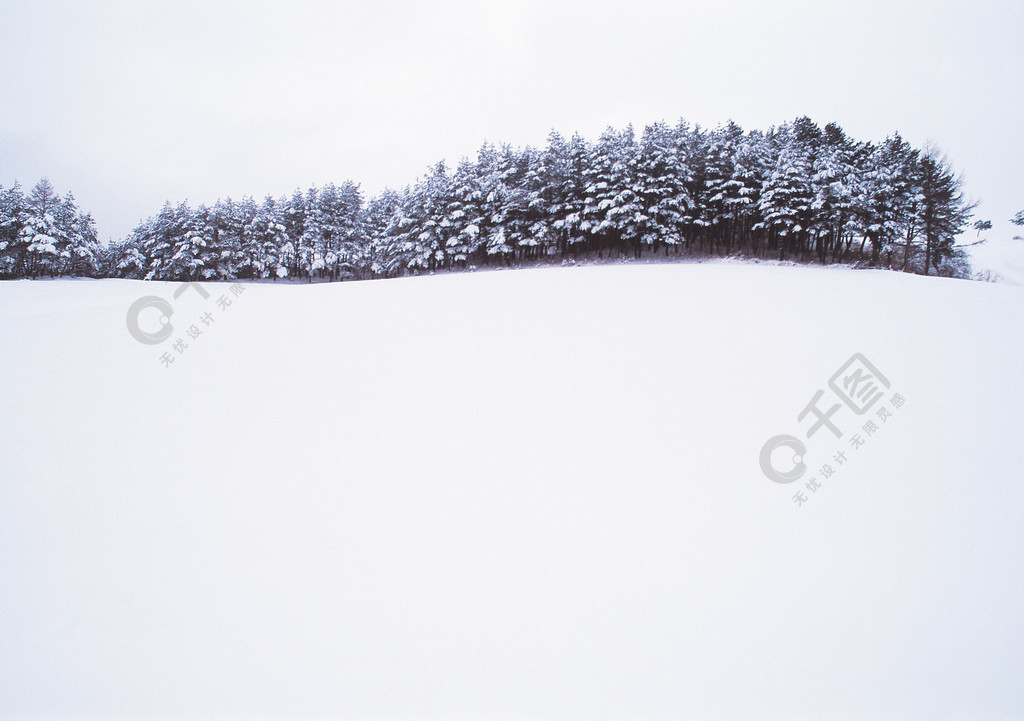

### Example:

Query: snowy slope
xmin=969 ymin=237 xmax=1024 ymax=285
xmin=1 ymin=262 xmax=1023 ymax=721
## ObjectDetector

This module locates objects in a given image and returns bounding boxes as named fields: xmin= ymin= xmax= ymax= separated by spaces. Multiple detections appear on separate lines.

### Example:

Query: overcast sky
xmin=1 ymin=0 xmax=1022 ymax=248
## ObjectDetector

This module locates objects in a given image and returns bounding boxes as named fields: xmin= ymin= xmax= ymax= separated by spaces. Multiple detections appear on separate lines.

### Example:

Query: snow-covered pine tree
xmin=446 ymin=156 xmax=483 ymax=267
xmin=160 ymin=202 xmax=207 ymax=280
xmin=703 ymin=122 xmax=749 ymax=255
xmin=491 ymin=144 xmax=541 ymax=262
xmin=583 ymin=125 xmax=644 ymax=259
xmin=0 ymin=183 xmax=27 ymax=278
xmin=914 ymin=144 xmax=975 ymax=276
xmin=136 ymin=201 xmax=180 ymax=280
xmin=282 ymin=189 xmax=308 ymax=280
xmin=110 ymin=234 xmax=148 ymax=279
xmin=241 ymin=195 xmax=284 ymax=279
xmin=855 ymin=134 xmax=918 ymax=268
xmin=755 ymin=121 xmax=815 ymax=260
xmin=334 ymin=180 xmax=365 ymax=279
xmin=57 ymin=191 xmax=101 ymax=277
xmin=518 ymin=143 xmax=559 ymax=261
xmin=21 ymin=178 xmax=67 ymax=278
xmin=636 ymin=121 xmax=692 ymax=255
xmin=362 ymin=188 xmax=409 ymax=279
xmin=551 ymin=133 xmax=591 ymax=258
xmin=680 ymin=123 xmax=723 ymax=254
xmin=399 ymin=161 xmax=454 ymax=272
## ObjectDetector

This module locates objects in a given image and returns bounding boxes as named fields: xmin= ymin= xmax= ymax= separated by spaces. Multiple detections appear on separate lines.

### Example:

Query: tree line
xmin=1 ymin=116 xmax=992 ymax=282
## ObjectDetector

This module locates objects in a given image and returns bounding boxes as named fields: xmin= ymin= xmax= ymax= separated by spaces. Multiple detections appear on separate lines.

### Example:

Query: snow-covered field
xmin=2 ymin=262 xmax=1023 ymax=721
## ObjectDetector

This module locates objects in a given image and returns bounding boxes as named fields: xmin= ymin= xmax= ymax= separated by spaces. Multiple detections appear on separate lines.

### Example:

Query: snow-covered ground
xmin=969 ymin=236 xmax=1024 ymax=285
xmin=2 ymin=262 xmax=1023 ymax=721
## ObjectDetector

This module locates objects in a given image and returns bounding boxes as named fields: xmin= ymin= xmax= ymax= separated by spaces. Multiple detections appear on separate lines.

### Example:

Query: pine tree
xmin=58 ymin=192 xmax=101 ymax=277
xmin=398 ymin=161 xmax=455 ymax=272
xmin=363 ymin=189 xmax=408 ymax=279
xmin=282 ymin=189 xmax=308 ymax=280
xmin=518 ymin=143 xmax=558 ymax=261
xmin=21 ymin=178 xmax=66 ymax=277
xmin=809 ymin=123 xmax=860 ymax=263
xmin=856 ymin=134 xmax=918 ymax=268
xmin=681 ymin=124 xmax=712 ymax=252
xmin=0 ymin=183 xmax=27 ymax=278
xmin=915 ymin=144 xmax=975 ymax=275
xmin=634 ymin=122 xmax=690 ymax=254
xmin=756 ymin=123 xmax=814 ymax=260
xmin=333 ymin=181 xmax=365 ymax=279
xmin=704 ymin=121 xmax=756 ymax=255
xmin=583 ymin=125 xmax=644 ymax=258
xmin=446 ymin=156 xmax=483 ymax=267
xmin=550 ymin=133 xmax=591 ymax=257
xmin=110 ymin=235 xmax=148 ymax=279
xmin=158 ymin=202 xmax=206 ymax=280
xmin=242 ymin=196 xmax=287 ymax=279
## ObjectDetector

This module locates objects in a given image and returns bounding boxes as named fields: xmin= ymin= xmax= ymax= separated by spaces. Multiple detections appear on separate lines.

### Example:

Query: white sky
xmin=1 ymin=0 xmax=1022 ymax=247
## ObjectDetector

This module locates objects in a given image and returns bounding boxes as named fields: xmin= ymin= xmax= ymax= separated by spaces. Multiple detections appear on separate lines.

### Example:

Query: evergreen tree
xmin=245 ymin=196 xmax=289 ymax=279
xmin=59 ymin=192 xmax=101 ymax=277
xmin=809 ymin=123 xmax=860 ymax=263
xmin=363 ymin=188 xmax=408 ymax=279
xmin=21 ymin=178 xmax=66 ymax=277
xmin=551 ymin=133 xmax=591 ymax=257
xmin=583 ymin=125 xmax=644 ymax=258
xmin=0 ymin=183 xmax=27 ymax=278
xmin=282 ymin=189 xmax=308 ymax=279
xmin=756 ymin=125 xmax=814 ymax=260
xmin=856 ymin=134 xmax=918 ymax=268
xmin=914 ymin=144 xmax=975 ymax=275
xmin=110 ymin=235 xmax=148 ymax=279
xmin=518 ymin=143 xmax=559 ymax=261
xmin=399 ymin=161 xmax=455 ymax=272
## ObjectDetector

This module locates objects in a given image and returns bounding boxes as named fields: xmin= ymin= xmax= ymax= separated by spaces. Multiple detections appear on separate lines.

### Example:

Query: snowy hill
xmin=969 ymin=237 xmax=1024 ymax=285
xmin=2 ymin=262 xmax=1023 ymax=721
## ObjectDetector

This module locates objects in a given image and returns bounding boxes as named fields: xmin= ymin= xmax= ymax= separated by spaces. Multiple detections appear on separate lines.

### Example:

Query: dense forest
xmin=0 ymin=116 xmax=995 ymax=282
